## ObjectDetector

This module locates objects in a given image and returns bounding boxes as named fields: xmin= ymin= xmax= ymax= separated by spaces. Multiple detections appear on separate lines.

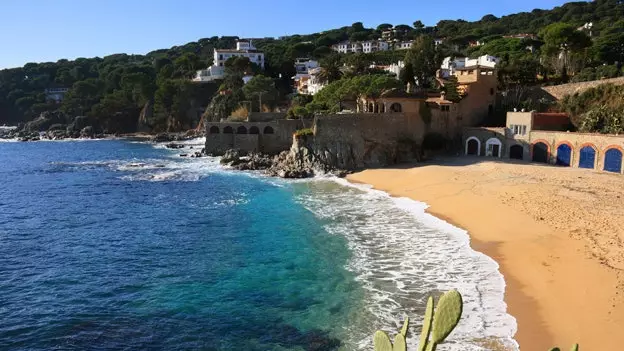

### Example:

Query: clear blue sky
xmin=1 ymin=0 xmax=572 ymax=69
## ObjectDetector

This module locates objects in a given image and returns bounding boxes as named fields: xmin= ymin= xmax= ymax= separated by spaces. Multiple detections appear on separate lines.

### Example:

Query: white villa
xmin=395 ymin=41 xmax=414 ymax=50
xmin=193 ymin=40 xmax=264 ymax=83
xmin=439 ymin=55 xmax=499 ymax=78
xmin=331 ymin=40 xmax=389 ymax=54
xmin=306 ymin=67 xmax=326 ymax=95
xmin=292 ymin=58 xmax=320 ymax=95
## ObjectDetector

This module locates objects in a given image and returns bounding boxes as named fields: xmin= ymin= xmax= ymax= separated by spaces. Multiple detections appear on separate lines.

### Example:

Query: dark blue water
xmin=0 ymin=140 xmax=363 ymax=350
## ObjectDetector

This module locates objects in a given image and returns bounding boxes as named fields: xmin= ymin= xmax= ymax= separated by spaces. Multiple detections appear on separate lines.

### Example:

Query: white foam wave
xmin=294 ymin=178 xmax=518 ymax=351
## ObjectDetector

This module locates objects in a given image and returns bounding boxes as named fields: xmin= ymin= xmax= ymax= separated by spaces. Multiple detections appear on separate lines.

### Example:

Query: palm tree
xmin=318 ymin=55 xmax=343 ymax=84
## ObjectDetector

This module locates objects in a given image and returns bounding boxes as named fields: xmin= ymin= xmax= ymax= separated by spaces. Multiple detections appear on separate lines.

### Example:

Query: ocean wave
xmin=294 ymin=178 xmax=519 ymax=351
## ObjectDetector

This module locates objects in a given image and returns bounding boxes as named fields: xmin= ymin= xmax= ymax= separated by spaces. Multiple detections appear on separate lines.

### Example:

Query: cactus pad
xmin=418 ymin=296 xmax=434 ymax=351
xmin=431 ymin=290 xmax=463 ymax=344
xmin=393 ymin=333 xmax=407 ymax=351
xmin=400 ymin=316 xmax=409 ymax=338
xmin=374 ymin=330 xmax=393 ymax=351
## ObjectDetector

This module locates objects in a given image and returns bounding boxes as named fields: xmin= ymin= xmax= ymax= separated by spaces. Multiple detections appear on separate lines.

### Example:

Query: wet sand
xmin=348 ymin=157 xmax=624 ymax=350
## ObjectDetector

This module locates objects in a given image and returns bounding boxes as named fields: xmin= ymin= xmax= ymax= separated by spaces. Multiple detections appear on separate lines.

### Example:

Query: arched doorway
xmin=509 ymin=144 xmax=523 ymax=160
xmin=604 ymin=148 xmax=623 ymax=173
xmin=532 ymin=142 xmax=549 ymax=163
xmin=556 ymin=143 xmax=572 ymax=166
xmin=390 ymin=103 xmax=402 ymax=113
xmin=223 ymin=126 xmax=233 ymax=134
xmin=485 ymin=138 xmax=502 ymax=157
xmin=209 ymin=126 xmax=219 ymax=134
xmin=237 ymin=126 xmax=248 ymax=134
xmin=465 ymin=137 xmax=480 ymax=156
xmin=579 ymin=145 xmax=596 ymax=169
xmin=249 ymin=126 xmax=260 ymax=134
xmin=263 ymin=126 xmax=274 ymax=134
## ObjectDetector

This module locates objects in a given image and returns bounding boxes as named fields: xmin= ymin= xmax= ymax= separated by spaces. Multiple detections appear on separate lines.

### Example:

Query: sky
xmin=0 ymin=0 xmax=573 ymax=69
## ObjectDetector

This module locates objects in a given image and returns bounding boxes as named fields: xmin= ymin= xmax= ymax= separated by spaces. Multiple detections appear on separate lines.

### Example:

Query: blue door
xmin=579 ymin=146 xmax=596 ymax=169
xmin=604 ymin=148 xmax=623 ymax=173
xmin=556 ymin=144 xmax=572 ymax=166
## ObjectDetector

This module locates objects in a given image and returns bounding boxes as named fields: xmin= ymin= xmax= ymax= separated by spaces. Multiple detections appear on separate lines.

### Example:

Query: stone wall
xmin=204 ymin=120 xmax=301 ymax=155
xmin=462 ymin=127 xmax=508 ymax=157
xmin=309 ymin=113 xmax=421 ymax=169
xmin=541 ymin=77 xmax=624 ymax=100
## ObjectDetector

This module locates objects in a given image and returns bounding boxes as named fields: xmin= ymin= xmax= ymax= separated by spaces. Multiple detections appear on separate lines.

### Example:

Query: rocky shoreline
xmin=217 ymin=148 xmax=349 ymax=179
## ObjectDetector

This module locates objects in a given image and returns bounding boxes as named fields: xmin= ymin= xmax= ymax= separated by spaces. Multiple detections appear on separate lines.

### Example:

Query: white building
xmin=395 ymin=41 xmax=414 ymax=50
xmin=306 ymin=67 xmax=326 ymax=95
xmin=465 ymin=55 xmax=499 ymax=68
xmin=193 ymin=40 xmax=264 ymax=83
xmin=385 ymin=61 xmax=404 ymax=78
xmin=292 ymin=59 xmax=320 ymax=95
xmin=361 ymin=40 xmax=389 ymax=53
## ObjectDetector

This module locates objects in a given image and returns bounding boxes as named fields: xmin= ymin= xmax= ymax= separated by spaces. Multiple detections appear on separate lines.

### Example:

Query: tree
xmin=317 ymin=54 xmax=343 ymax=84
xmin=540 ymin=22 xmax=591 ymax=75
xmin=377 ymin=23 xmax=393 ymax=32
xmin=242 ymin=75 xmax=278 ymax=111
xmin=407 ymin=36 xmax=440 ymax=88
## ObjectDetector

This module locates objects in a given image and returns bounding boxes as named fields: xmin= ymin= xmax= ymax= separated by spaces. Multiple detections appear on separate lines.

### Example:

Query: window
xmin=441 ymin=105 xmax=450 ymax=112
xmin=468 ymin=70 xmax=474 ymax=74
xmin=522 ymin=125 xmax=527 ymax=135
xmin=219 ymin=54 xmax=223 ymax=60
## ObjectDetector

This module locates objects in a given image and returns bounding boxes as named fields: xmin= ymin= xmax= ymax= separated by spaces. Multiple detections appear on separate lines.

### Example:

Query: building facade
xmin=463 ymin=111 xmax=624 ymax=174
xmin=293 ymin=59 xmax=320 ymax=95
xmin=192 ymin=40 xmax=264 ymax=83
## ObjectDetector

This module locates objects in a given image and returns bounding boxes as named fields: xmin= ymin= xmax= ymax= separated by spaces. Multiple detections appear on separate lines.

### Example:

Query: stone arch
xmin=485 ymin=137 xmax=502 ymax=157
xmin=509 ymin=144 xmax=524 ymax=160
xmin=249 ymin=126 xmax=260 ymax=134
xmin=531 ymin=140 xmax=550 ymax=163
xmin=263 ymin=126 xmax=274 ymax=134
xmin=578 ymin=143 xmax=597 ymax=169
xmin=465 ymin=136 xmax=480 ymax=156
xmin=603 ymin=145 xmax=623 ymax=173
xmin=237 ymin=126 xmax=248 ymax=134
xmin=368 ymin=103 xmax=374 ymax=112
xmin=555 ymin=141 xmax=573 ymax=166
xmin=374 ymin=103 xmax=379 ymax=113
xmin=223 ymin=126 xmax=233 ymax=134
xmin=381 ymin=103 xmax=386 ymax=113
xmin=390 ymin=102 xmax=402 ymax=113
xmin=209 ymin=126 xmax=220 ymax=134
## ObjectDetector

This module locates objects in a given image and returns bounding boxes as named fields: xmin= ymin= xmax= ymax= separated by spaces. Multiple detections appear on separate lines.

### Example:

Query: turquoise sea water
xmin=0 ymin=139 xmax=518 ymax=351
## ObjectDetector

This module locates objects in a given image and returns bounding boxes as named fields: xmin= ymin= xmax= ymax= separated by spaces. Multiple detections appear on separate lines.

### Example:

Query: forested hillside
xmin=1 ymin=0 xmax=622 ymax=133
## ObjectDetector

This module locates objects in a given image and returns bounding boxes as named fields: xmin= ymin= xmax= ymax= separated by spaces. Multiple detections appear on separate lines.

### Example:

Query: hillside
xmin=1 ymin=0 xmax=623 ymax=134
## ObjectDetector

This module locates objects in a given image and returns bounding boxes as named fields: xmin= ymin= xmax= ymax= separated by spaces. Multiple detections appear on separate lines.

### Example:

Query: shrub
xmin=294 ymin=128 xmax=314 ymax=137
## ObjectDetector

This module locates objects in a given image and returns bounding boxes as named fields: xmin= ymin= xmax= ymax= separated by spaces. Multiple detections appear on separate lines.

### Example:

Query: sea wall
xmin=300 ymin=113 xmax=422 ymax=170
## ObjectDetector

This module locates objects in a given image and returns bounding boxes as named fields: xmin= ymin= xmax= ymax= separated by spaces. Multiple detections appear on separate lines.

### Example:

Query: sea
xmin=0 ymin=138 xmax=518 ymax=351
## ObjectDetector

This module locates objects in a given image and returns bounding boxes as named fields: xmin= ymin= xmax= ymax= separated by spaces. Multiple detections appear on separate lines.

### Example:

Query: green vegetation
xmin=2 ymin=0 xmax=624 ymax=132
xmin=374 ymin=289 xmax=579 ymax=351
xmin=294 ymin=128 xmax=313 ymax=137
xmin=308 ymin=74 xmax=401 ymax=113
xmin=560 ymin=83 xmax=624 ymax=134
xmin=374 ymin=290 xmax=462 ymax=351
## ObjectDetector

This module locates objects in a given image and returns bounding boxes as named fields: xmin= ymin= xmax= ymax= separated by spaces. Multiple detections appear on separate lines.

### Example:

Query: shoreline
xmin=347 ymin=159 xmax=624 ymax=350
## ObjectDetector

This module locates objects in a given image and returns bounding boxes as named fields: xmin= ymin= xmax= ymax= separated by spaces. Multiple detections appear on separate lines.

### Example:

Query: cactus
xmin=393 ymin=334 xmax=407 ymax=351
xmin=400 ymin=316 xmax=409 ymax=338
xmin=374 ymin=330 xmax=393 ymax=351
xmin=430 ymin=289 xmax=463 ymax=348
xmin=549 ymin=344 xmax=579 ymax=351
xmin=374 ymin=290 xmax=463 ymax=351
xmin=417 ymin=296 xmax=434 ymax=351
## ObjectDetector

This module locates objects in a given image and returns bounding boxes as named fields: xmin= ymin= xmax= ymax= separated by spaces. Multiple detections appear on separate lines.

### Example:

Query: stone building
xmin=204 ymin=113 xmax=302 ymax=155
xmin=463 ymin=111 xmax=624 ymax=174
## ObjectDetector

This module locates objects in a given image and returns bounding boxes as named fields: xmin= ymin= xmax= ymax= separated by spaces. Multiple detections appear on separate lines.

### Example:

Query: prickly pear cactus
xmin=374 ymin=330 xmax=393 ymax=351
xmin=418 ymin=296 xmax=434 ymax=351
xmin=393 ymin=333 xmax=407 ymax=351
xmin=570 ymin=344 xmax=578 ymax=351
xmin=548 ymin=348 xmax=561 ymax=351
xmin=430 ymin=289 xmax=463 ymax=346
xmin=400 ymin=317 xmax=409 ymax=338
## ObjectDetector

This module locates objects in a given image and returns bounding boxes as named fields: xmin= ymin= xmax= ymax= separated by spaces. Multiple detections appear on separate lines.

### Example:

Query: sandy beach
xmin=348 ymin=157 xmax=624 ymax=350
